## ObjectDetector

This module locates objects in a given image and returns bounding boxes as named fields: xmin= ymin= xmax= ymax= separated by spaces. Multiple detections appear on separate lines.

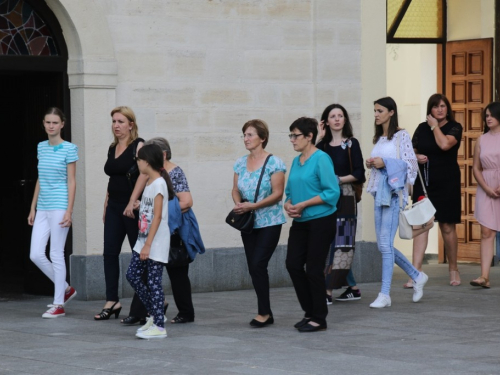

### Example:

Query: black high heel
xmin=121 ymin=316 xmax=146 ymax=325
xmin=94 ymin=301 xmax=122 ymax=321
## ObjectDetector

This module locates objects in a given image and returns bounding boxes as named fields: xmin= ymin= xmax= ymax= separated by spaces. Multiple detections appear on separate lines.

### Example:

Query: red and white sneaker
xmin=64 ymin=286 xmax=77 ymax=306
xmin=42 ymin=305 xmax=65 ymax=319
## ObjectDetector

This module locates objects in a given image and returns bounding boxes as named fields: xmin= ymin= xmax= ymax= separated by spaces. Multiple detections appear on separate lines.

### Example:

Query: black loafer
xmin=293 ymin=318 xmax=311 ymax=329
xmin=249 ymin=316 xmax=274 ymax=328
xmin=170 ymin=315 xmax=194 ymax=324
xmin=121 ymin=316 xmax=147 ymax=325
xmin=298 ymin=322 xmax=327 ymax=332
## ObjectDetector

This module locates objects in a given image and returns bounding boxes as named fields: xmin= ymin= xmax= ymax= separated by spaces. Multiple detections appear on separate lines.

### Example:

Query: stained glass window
xmin=0 ymin=0 xmax=58 ymax=56
xmin=387 ymin=0 xmax=445 ymax=43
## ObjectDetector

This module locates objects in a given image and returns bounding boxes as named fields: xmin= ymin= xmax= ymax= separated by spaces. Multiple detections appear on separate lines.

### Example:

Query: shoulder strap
xmin=253 ymin=154 xmax=273 ymax=203
xmin=347 ymin=140 xmax=353 ymax=174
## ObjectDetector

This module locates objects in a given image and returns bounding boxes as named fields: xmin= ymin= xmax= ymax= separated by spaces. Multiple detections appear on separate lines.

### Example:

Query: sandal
xmin=94 ymin=301 xmax=122 ymax=321
xmin=449 ymin=270 xmax=461 ymax=286
xmin=470 ymin=276 xmax=490 ymax=288
xmin=170 ymin=315 xmax=194 ymax=324
xmin=403 ymin=279 xmax=413 ymax=289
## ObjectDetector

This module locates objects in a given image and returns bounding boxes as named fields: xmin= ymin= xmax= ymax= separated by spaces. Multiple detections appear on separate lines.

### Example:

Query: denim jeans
xmin=375 ymin=194 xmax=419 ymax=295
xmin=346 ymin=269 xmax=356 ymax=287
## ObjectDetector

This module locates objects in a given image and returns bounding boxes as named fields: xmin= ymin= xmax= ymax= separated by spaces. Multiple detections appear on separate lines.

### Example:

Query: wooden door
xmin=440 ymin=38 xmax=493 ymax=263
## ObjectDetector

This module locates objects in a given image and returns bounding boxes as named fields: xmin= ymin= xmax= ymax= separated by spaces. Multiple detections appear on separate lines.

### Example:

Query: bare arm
xmin=233 ymin=171 xmax=285 ymax=214
xmin=27 ymin=179 xmax=40 ymax=226
xmin=285 ymin=195 xmax=324 ymax=218
xmin=427 ymin=115 xmax=458 ymax=151
xmin=231 ymin=173 xmax=242 ymax=204
xmin=124 ymin=173 xmax=149 ymax=217
xmin=472 ymin=138 xmax=500 ymax=199
xmin=177 ymin=191 xmax=193 ymax=213
xmin=60 ymin=162 xmax=76 ymax=227
xmin=140 ymin=193 xmax=163 ymax=261
xmin=103 ymin=191 xmax=109 ymax=224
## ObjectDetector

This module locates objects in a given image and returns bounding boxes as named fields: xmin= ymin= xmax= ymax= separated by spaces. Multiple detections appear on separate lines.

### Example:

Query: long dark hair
xmin=483 ymin=102 xmax=500 ymax=134
xmin=137 ymin=144 xmax=175 ymax=200
xmin=373 ymin=96 xmax=399 ymax=144
xmin=320 ymin=104 xmax=354 ymax=144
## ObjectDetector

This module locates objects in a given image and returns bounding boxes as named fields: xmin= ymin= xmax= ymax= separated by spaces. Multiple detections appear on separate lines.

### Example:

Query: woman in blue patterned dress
xmin=28 ymin=107 xmax=78 ymax=318
xmin=231 ymin=119 xmax=286 ymax=328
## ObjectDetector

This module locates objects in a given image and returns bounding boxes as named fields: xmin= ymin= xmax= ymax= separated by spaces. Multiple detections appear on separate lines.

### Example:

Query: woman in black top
xmin=316 ymin=104 xmax=365 ymax=303
xmin=95 ymin=106 xmax=148 ymax=320
xmin=408 ymin=94 xmax=463 ymax=287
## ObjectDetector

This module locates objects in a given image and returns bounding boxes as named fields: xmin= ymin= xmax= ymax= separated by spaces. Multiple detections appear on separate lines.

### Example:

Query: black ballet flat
xmin=94 ymin=302 xmax=122 ymax=321
xmin=293 ymin=318 xmax=311 ymax=329
xmin=170 ymin=315 xmax=194 ymax=324
xmin=249 ymin=315 xmax=274 ymax=328
xmin=121 ymin=316 xmax=147 ymax=325
xmin=298 ymin=322 xmax=327 ymax=332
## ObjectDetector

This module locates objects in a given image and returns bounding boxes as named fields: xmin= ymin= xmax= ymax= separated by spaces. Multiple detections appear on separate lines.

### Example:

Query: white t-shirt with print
xmin=133 ymin=177 xmax=170 ymax=263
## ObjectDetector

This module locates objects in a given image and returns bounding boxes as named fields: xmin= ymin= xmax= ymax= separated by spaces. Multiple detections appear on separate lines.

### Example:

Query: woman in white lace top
xmin=365 ymin=97 xmax=428 ymax=308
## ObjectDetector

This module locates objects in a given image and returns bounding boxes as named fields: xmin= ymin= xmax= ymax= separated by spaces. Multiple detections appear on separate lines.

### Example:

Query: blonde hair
xmin=110 ymin=106 xmax=139 ymax=147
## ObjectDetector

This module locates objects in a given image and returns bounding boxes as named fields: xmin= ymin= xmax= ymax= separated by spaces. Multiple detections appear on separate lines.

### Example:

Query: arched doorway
xmin=0 ymin=0 xmax=70 ymax=295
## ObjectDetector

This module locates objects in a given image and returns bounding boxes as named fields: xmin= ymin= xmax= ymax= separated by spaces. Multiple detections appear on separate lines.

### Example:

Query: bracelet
xmin=430 ymin=125 xmax=436 ymax=131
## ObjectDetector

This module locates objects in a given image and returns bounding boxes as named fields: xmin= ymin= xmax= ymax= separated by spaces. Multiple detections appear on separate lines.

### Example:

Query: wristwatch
xmin=430 ymin=125 xmax=436 ymax=131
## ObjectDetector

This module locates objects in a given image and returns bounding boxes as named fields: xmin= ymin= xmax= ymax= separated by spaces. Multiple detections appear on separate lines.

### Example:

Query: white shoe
xmin=135 ymin=324 xmax=167 ymax=340
xmin=369 ymin=293 xmax=391 ymax=308
xmin=137 ymin=316 xmax=153 ymax=332
xmin=413 ymin=272 xmax=428 ymax=302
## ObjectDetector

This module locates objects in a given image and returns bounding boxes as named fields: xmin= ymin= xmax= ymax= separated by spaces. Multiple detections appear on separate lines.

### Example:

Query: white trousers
xmin=30 ymin=210 xmax=69 ymax=305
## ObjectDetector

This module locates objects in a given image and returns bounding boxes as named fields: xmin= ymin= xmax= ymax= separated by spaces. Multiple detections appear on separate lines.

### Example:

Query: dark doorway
xmin=0 ymin=71 xmax=71 ymax=295
xmin=0 ymin=0 xmax=71 ymax=296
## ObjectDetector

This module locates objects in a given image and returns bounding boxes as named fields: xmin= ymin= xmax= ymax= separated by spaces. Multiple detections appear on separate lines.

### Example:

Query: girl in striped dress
xmin=28 ymin=107 xmax=79 ymax=318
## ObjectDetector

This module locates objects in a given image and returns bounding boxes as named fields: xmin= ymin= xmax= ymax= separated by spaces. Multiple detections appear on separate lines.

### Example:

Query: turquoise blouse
xmin=285 ymin=150 xmax=340 ymax=222
xmin=234 ymin=155 xmax=287 ymax=228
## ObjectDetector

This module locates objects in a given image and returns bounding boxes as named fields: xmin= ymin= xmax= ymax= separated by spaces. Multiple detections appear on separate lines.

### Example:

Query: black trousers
xmin=129 ymin=263 xmax=195 ymax=320
xmin=286 ymin=213 xmax=337 ymax=326
xmin=103 ymin=199 xmax=139 ymax=302
xmin=241 ymin=224 xmax=282 ymax=316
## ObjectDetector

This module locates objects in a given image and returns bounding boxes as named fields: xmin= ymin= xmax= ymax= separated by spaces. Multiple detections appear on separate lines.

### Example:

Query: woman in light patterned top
xmin=27 ymin=107 xmax=79 ymax=319
xmin=123 ymin=137 xmax=196 ymax=325
xmin=365 ymin=97 xmax=427 ymax=309
xmin=231 ymin=119 xmax=286 ymax=328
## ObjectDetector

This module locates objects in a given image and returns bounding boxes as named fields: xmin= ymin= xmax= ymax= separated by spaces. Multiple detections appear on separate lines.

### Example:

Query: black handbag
xmin=225 ymin=154 xmax=272 ymax=234
xmin=167 ymin=231 xmax=192 ymax=268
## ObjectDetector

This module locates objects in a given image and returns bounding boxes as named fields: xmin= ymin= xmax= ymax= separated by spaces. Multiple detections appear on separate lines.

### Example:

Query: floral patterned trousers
xmin=126 ymin=252 xmax=165 ymax=328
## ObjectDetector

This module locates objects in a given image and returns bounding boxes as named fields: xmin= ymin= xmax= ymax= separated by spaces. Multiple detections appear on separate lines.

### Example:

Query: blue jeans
xmin=346 ymin=269 xmax=356 ymax=287
xmin=375 ymin=195 xmax=419 ymax=295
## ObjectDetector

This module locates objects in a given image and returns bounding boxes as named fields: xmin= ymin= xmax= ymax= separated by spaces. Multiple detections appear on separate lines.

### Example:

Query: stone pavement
xmin=1 ymin=262 xmax=499 ymax=375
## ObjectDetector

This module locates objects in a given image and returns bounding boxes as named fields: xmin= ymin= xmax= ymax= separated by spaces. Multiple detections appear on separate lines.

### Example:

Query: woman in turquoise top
xmin=27 ymin=107 xmax=78 ymax=319
xmin=231 ymin=119 xmax=286 ymax=328
xmin=284 ymin=117 xmax=340 ymax=333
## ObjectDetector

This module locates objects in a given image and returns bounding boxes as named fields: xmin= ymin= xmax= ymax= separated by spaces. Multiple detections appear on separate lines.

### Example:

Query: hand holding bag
xmin=398 ymin=167 xmax=436 ymax=240
xmin=226 ymin=154 xmax=272 ymax=234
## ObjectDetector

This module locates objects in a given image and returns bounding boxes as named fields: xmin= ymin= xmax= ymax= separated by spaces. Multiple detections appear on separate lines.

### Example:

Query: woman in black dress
xmin=408 ymin=94 xmax=463 ymax=287
xmin=316 ymin=104 xmax=365 ymax=303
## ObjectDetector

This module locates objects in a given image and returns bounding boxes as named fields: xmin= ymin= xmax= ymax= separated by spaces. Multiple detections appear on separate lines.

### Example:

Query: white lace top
xmin=366 ymin=130 xmax=418 ymax=202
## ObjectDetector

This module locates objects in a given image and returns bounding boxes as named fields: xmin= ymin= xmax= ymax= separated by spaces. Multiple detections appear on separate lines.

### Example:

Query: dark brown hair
xmin=320 ymin=103 xmax=354 ymax=143
xmin=373 ymin=97 xmax=399 ymax=144
xmin=242 ymin=119 xmax=269 ymax=148
xmin=289 ymin=117 xmax=319 ymax=144
xmin=426 ymin=94 xmax=454 ymax=122
xmin=483 ymin=102 xmax=500 ymax=134
xmin=44 ymin=107 xmax=66 ymax=122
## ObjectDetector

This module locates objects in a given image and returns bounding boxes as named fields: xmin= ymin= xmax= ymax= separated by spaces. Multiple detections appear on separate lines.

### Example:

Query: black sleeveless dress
xmin=411 ymin=120 xmax=462 ymax=223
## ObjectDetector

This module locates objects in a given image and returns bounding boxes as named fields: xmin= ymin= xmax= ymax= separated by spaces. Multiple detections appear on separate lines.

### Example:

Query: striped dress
xmin=37 ymin=140 xmax=79 ymax=210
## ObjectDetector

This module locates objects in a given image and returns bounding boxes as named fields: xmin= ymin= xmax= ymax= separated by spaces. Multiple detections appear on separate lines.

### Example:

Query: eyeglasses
xmin=241 ymin=133 xmax=256 ymax=139
xmin=288 ymin=133 xmax=304 ymax=140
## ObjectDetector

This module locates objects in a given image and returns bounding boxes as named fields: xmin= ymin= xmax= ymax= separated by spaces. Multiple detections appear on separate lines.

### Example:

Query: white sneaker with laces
xmin=369 ymin=293 xmax=391 ymax=308
xmin=137 ymin=317 xmax=153 ymax=332
xmin=413 ymin=272 xmax=428 ymax=302
xmin=135 ymin=324 xmax=167 ymax=339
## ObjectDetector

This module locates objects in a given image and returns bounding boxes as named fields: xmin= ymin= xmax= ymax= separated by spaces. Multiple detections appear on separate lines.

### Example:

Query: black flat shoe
xmin=249 ymin=315 xmax=274 ymax=328
xmin=170 ymin=315 xmax=194 ymax=324
xmin=294 ymin=318 xmax=311 ymax=329
xmin=120 ymin=316 xmax=147 ymax=325
xmin=298 ymin=322 xmax=327 ymax=332
xmin=94 ymin=302 xmax=122 ymax=321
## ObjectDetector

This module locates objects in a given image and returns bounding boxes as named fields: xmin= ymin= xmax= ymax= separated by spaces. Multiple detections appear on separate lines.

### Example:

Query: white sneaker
xmin=369 ymin=293 xmax=391 ymax=308
xmin=413 ymin=272 xmax=428 ymax=302
xmin=135 ymin=324 xmax=167 ymax=340
xmin=137 ymin=317 xmax=153 ymax=332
